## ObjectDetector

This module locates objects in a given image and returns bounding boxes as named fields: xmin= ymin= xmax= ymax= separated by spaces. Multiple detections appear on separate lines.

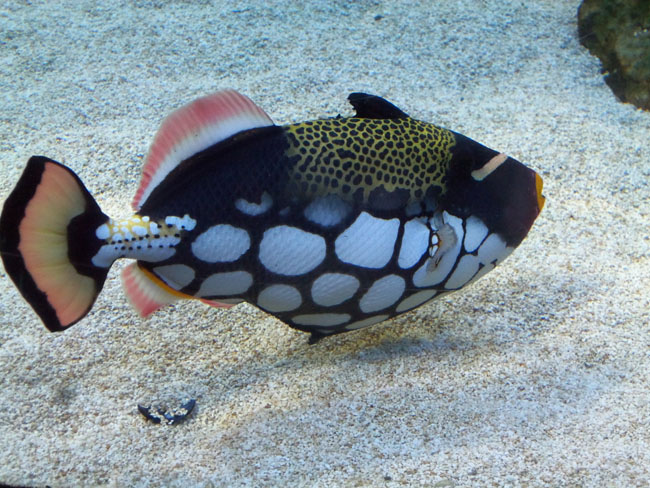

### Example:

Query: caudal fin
xmin=0 ymin=156 xmax=110 ymax=331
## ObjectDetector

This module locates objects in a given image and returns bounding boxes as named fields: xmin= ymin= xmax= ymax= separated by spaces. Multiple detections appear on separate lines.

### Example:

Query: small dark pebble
xmin=138 ymin=399 xmax=196 ymax=425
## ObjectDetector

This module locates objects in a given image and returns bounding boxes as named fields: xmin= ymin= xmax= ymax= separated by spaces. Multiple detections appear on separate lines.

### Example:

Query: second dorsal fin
xmin=347 ymin=93 xmax=409 ymax=119
xmin=132 ymin=90 xmax=274 ymax=210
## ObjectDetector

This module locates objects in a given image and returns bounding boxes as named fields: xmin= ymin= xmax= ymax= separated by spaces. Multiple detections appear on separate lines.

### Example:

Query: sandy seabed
xmin=1 ymin=1 xmax=649 ymax=487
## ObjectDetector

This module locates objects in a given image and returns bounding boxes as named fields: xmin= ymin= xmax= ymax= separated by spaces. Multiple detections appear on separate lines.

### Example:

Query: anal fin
xmin=200 ymin=298 xmax=237 ymax=309
xmin=122 ymin=263 xmax=240 ymax=317
xmin=121 ymin=263 xmax=181 ymax=317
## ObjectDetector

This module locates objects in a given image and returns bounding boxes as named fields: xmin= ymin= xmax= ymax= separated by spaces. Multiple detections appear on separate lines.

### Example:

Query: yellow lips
xmin=535 ymin=172 xmax=545 ymax=212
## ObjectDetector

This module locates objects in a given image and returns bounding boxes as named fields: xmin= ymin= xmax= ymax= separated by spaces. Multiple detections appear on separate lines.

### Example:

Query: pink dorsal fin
xmin=132 ymin=90 xmax=274 ymax=210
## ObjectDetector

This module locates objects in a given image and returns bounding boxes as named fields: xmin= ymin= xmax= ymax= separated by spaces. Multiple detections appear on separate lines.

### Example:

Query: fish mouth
xmin=535 ymin=172 xmax=545 ymax=212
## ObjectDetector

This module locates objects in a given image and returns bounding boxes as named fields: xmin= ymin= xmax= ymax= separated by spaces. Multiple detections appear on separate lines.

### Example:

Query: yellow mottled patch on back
xmin=284 ymin=117 xmax=455 ymax=203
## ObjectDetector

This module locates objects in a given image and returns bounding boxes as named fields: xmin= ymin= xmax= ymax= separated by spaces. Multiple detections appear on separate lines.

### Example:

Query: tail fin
xmin=0 ymin=157 xmax=110 ymax=331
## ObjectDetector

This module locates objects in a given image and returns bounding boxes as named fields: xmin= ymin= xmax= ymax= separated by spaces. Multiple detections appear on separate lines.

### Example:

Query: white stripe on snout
xmin=471 ymin=153 xmax=507 ymax=181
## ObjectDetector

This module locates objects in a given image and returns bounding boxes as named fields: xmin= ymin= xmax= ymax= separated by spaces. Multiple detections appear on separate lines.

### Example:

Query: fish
xmin=0 ymin=90 xmax=545 ymax=342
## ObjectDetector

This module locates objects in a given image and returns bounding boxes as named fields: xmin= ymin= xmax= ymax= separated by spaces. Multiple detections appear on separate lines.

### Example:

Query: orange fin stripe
xmin=140 ymin=268 xmax=236 ymax=308
xmin=132 ymin=90 xmax=274 ymax=210
xmin=200 ymin=299 xmax=236 ymax=309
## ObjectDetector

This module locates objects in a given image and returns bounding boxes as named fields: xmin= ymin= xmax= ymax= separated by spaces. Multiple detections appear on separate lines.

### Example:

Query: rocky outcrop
xmin=578 ymin=0 xmax=650 ymax=110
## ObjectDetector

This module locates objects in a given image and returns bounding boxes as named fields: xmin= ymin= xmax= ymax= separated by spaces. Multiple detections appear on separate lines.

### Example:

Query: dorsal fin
xmin=347 ymin=93 xmax=409 ymax=119
xmin=132 ymin=90 xmax=274 ymax=210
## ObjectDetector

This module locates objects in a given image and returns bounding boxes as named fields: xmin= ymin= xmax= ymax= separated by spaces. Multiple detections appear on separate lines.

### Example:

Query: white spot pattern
xmin=96 ymin=224 xmax=110 ymax=240
xmin=165 ymin=215 xmax=197 ymax=231
xmin=359 ymin=274 xmax=406 ymax=313
xmin=257 ymin=284 xmax=302 ymax=312
xmin=304 ymin=195 xmax=351 ymax=227
xmin=395 ymin=289 xmax=438 ymax=313
xmin=259 ymin=225 xmax=326 ymax=275
xmin=132 ymin=225 xmax=147 ymax=236
xmin=292 ymin=313 xmax=351 ymax=327
xmin=463 ymin=215 xmax=489 ymax=252
xmin=469 ymin=262 xmax=496 ymax=284
xmin=92 ymin=214 xmax=195 ymax=267
xmin=398 ymin=219 xmax=430 ymax=269
xmin=234 ymin=192 xmax=273 ymax=216
xmin=335 ymin=212 xmax=400 ymax=268
xmin=197 ymin=271 xmax=253 ymax=297
xmin=476 ymin=233 xmax=509 ymax=264
xmin=191 ymin=224 xmax=250 ymax=263
xmin=444 ymin=254 xmax=480 ymax=289
xmin=311 ymin=273 xmax=360 ymax=307
xmin=153 ymin=264 xmax=195 ymax=290
xmin=209 ymin=298 xmax=243 ymax=305
xmin=413 ymin=212 xmax=464 ymax=287
xmin=345 ymin=315 xmax=389 ymax=330
xmin=92 ymin=238 xmax=177 ymax=267
xmin=460 ymin=234 xmax=513 ymax=287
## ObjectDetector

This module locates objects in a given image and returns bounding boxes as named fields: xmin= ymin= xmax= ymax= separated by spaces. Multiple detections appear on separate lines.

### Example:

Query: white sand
xmin=1 ymin=1 xmax=649 ymax=486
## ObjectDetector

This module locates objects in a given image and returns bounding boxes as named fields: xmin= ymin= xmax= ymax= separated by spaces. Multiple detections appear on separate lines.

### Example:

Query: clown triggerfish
xmin=0 ymin=91 xmax=544 ymax=341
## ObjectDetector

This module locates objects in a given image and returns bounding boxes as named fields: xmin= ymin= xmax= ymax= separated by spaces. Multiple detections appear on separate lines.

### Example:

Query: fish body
xmin=0 ymin=91 xmax=544 ymax=340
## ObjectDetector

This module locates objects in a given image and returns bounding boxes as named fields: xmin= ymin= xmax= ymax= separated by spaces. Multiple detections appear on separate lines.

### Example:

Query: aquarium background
xmin=0 ymin=0 xmax=648 ymax=486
